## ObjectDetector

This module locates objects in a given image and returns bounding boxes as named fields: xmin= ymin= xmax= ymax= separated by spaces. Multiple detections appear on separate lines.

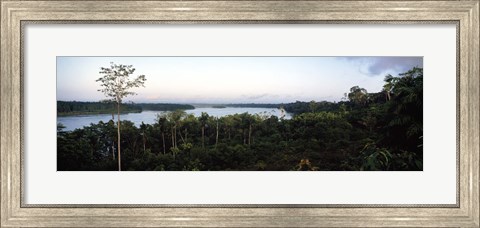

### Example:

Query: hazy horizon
xmin=57 ymin=56 xmax=423 ymax=104
xmin=57 ymin=101 xmax=339 ymax=105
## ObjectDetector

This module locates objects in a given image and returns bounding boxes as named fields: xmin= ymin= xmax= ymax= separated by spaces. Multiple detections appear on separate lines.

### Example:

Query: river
xmin=57 ymin=107 xmax=292 ymax=131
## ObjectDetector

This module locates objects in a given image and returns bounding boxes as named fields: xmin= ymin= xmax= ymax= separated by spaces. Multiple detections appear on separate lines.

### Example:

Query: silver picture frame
xmin=1 ymin=1 xmax=478 ymax=227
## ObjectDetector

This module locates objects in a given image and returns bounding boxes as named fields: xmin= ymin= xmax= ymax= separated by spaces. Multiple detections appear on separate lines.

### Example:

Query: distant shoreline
xmin=57 ymin=100 xmax=331 ymax=117
xmin=57 ymin=101 xmax=195 ymax=116
xmin=57 ymin=101 xmax=284 ymax=116
xmin=57 ymin=110 xmax=142 ymax=117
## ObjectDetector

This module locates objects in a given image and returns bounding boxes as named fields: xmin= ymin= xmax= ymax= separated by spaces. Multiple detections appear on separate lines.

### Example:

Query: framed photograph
xmin=1 ymin=0 xmax=478 ymax=227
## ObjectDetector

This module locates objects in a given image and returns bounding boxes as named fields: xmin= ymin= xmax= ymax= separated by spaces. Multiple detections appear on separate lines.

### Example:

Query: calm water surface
xmin=58 ymin=107 xmax=292 ymax=131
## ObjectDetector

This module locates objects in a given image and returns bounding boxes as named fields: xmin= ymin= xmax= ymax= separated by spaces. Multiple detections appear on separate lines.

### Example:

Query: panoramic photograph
xmin=57 ymin=56 xmax=423 ymax=171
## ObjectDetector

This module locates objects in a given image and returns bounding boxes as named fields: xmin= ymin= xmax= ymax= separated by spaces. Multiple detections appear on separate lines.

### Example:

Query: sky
xmin=57 ymin=56 xmax=422 ymax=104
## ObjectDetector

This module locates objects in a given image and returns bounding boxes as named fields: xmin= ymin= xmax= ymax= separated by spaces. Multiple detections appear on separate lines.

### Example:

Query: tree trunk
xmin=162 ymin=132 xmax=166 ymax=155
xmin=111 ymin=107 xmax=115 ymax=160
xmin=143 ymin=132 xmax=146 ymax=153
xmin=112 ymin=141 xmax=115 ymax=160
xmin=248 ymin=124 xmax=252 ymax=146
xmin=201 ymin=126 xmax=205 ymax=148
xmin=215 ymin=119 xmax=219 ymax=148
xmin=117 ymin=102 xmax=121 ymax=171
xmin=133 ymin=139 xmax=137 ymax=155
xmin=174 ymin=125 xmax=177 ymax=148
xmin=171 ymin=129 xmax=174 ymax=151
xmin=179 ymin=130 xmax=186 ymax=144
xmin=243 ymin=129 xmax=246 ymax=145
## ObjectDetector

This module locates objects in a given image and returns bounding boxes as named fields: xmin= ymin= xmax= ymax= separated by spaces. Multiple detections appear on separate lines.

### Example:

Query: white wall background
xmin=24 ymin=24 xmax=457 ymax=204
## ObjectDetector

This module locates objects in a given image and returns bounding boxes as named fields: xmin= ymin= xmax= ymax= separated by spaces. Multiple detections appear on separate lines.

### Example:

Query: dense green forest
xmin=58 ymin=101 xmax=194 ymax=116
xmin=57 ymin=67 xmax=423 ymax=171
xmin=57 ymin=101 xmax=142 ymax=116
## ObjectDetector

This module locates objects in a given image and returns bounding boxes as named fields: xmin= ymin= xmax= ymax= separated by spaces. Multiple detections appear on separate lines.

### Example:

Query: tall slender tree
xmin=156 ymin=114 xmax=168 ymax=154
xmin=383 ymin=74 xmax=398 ymax=101
xmin=215 ymin=117 xmax=219 ymax=148
xmin=96 ymin=62 xmax=146 ymax=171
xmin=140 ymin=122 xmax=147 ymax=153
xmin=199 ymin=112 xmax=209 ymax=148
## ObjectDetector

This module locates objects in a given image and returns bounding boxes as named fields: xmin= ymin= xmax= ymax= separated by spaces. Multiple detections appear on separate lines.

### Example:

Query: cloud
xmin=341 ymin=57 xmax=423 ymax=77
xmin=242 ymin=93 xmax=270 ymax=100
xmin=367 ymin=57 xmax=423 ymax=75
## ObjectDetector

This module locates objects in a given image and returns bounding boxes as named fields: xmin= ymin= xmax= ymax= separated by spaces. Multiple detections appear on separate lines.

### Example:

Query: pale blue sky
xmin=57 ymin=56 xmax=422 ymax=104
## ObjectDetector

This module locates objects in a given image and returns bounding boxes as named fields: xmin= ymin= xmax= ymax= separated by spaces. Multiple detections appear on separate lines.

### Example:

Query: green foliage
xmin=359 ymin=143 xmax=392 ymax=171
xmin=57 ymin=101 xmax=142 ymax=116
xmin=57 ymin=101 xmax=194 ymax=116
xmin=348 ymin=86 xmax=369 ymax=106
xmin=283 ymin=101 xmax=341 ymax=114
xmin=96 ymin=63 xmax=146 ymax=104
xmin=58 ymin=68 xmax=423 ymax=171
